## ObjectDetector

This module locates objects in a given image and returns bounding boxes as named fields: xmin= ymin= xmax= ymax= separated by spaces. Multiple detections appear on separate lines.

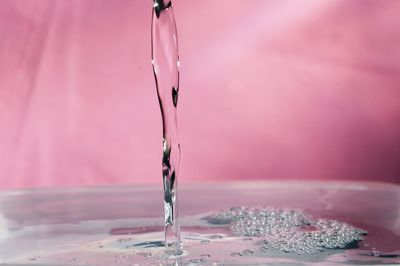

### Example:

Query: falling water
xmin=151 ymin=0 xmax=181 ymax=255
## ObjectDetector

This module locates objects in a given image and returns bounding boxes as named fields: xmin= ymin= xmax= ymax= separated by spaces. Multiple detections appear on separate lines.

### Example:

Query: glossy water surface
xmin=0 ymin=181 xmax=399 ymax=265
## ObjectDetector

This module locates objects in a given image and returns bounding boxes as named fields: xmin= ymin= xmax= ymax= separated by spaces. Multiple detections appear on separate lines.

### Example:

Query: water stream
xmin=151 ymin=0 xmax=181 ymax=255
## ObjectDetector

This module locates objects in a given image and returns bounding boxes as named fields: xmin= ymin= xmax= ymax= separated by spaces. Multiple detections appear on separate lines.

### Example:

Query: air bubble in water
xmin=209 ymin=235 xmax=223 ymax=240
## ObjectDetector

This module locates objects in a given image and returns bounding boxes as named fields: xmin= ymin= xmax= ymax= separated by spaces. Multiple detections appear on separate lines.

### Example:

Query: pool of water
xmin=0 ymin=181 xmax=399 ymax=265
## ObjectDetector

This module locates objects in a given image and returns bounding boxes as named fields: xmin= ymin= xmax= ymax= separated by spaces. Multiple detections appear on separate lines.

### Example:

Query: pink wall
xmin=0 ymin=0 xmax=399 ymax=189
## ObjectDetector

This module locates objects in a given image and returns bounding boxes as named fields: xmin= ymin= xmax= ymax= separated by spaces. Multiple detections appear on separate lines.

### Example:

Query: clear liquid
xmin=11 ymin=207 xmax=397 ymax=265
xmin=151 ymin=0 xmax=181 ymax=255
xmin=74 ymin=208 xmax=394 ymax=265
xmin=1 ymin=182 xmax=399 ymax=265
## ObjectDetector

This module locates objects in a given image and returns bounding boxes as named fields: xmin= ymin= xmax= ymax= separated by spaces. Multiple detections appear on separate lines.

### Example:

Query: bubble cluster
xmin=207 ymin=207 xmax=367 ymax=255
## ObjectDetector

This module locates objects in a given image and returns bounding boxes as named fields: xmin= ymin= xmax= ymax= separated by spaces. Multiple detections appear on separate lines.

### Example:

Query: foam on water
xmin=207 ymin=207 xmax=367 ymax=255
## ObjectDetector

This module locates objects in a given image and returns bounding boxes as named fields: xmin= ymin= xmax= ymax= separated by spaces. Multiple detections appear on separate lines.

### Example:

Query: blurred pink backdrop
xmin=0 ymin=0 xmax=399 ymax=189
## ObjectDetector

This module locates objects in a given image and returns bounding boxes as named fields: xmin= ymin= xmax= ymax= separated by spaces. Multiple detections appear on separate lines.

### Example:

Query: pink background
xmin=0 ymin=0 xmax=399 ymax=189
